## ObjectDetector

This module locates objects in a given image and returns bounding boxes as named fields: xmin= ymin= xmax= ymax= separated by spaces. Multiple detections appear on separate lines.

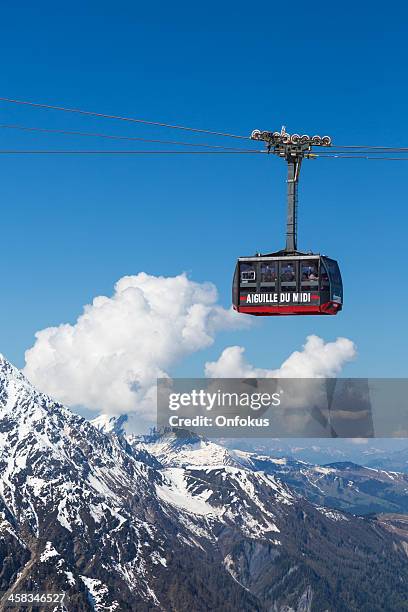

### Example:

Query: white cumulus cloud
xmin=204 ymin=335 xmax=356 ymax=378
xmin=24 ymin=272 xmax=248 ymax=419
xmin=23 ymin=272 xmax=356 ymax=432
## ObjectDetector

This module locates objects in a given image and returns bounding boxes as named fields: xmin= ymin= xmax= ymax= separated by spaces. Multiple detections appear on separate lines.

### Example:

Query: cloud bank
xmin=24 ymin=273 xmax=248 ymax=418
xmin=205 ymin=336 xmax=356 ymax=378
xmin=24 ymin=273 xmax=356 ymax=427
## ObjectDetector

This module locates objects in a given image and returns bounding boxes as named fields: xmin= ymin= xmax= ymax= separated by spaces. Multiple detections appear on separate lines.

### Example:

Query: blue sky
xmin=1 ymin=1 xmax=407 ymax=377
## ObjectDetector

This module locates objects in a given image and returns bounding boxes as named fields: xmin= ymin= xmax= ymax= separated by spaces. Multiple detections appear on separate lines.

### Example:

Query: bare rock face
xmin=1 ymin=355 xmax=408 ymax=611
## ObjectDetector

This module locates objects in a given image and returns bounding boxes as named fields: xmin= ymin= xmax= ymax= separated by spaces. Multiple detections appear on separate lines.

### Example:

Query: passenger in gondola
xmin=282 ymin=264 xmax=295 ymax=281
xmin=269 ymin=266 xmax=277 ymax=282
xmin=302 ymin=264 xmax=318 ymax=281
xmin=261 ymin=264 xmax=276 ymax=282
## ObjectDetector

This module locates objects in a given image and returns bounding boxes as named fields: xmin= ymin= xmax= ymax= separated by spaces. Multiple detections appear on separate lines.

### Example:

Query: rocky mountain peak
xmin=1 ymin=358 xmax=408 ymax=611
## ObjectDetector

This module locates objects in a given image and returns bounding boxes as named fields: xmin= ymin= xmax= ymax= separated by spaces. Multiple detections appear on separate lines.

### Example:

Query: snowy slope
xmin=2 ymin=357 xmax=408 ymax=611
xmin=0 ymin=355 xmax=175 ymax=609
xmin=0 ymin=357 xmax=295 ymax=609
xmin=91 ymin=413 xmax=128 ymax=436
xmin=128 ymin=428 xmax=241 ymax=468
xmin=127 ymin=428 xmax=408 ymax=517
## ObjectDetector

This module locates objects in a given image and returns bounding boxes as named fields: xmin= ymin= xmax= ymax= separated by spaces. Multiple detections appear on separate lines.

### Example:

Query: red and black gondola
xmin=232 ymin=128 xmax=343 ymax=317
xmin=232 ymin=252 xmax=342 ymax=316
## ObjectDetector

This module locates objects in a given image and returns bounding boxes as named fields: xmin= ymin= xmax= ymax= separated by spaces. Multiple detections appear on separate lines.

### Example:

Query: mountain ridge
xmin=1 ymin=357 xmax=408 ymax=611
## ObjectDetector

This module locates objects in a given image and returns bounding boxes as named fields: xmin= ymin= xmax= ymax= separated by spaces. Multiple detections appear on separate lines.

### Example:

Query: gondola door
xmin=239 ymin=261 xmax=258 ymax=305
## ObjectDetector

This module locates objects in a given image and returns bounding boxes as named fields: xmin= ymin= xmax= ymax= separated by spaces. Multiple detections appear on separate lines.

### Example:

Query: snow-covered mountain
xmin=220 ymin=438 xmax=408 ymax=471
xmin=91 ymin=413 xmax=128 ymax=436
xmin=123 ymin=427 xmax=408 ymax=516
xmin=1 ymin=356 xmax=408 ymax=611
xmin=127 ymin=428 xmax=242 ymax=468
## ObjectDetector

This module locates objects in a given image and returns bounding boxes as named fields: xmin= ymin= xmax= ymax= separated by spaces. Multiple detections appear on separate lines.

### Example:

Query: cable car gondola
xmin=232 ymin=128 xmax=343 ymax=316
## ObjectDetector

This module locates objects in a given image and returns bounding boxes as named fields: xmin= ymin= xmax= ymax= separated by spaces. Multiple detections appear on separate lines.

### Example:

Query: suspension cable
xmin=0 ymin=149 xmax=267 ymax=154
xmin=0 ymin=97 xmax=249 ymax=140
xmin=330 ymin=145 xmax=408 ymax=150
xmin=0 ymin=124 xmax=257 ymax=151
xmin=314 ymin=154 xmax=408 ymax=160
